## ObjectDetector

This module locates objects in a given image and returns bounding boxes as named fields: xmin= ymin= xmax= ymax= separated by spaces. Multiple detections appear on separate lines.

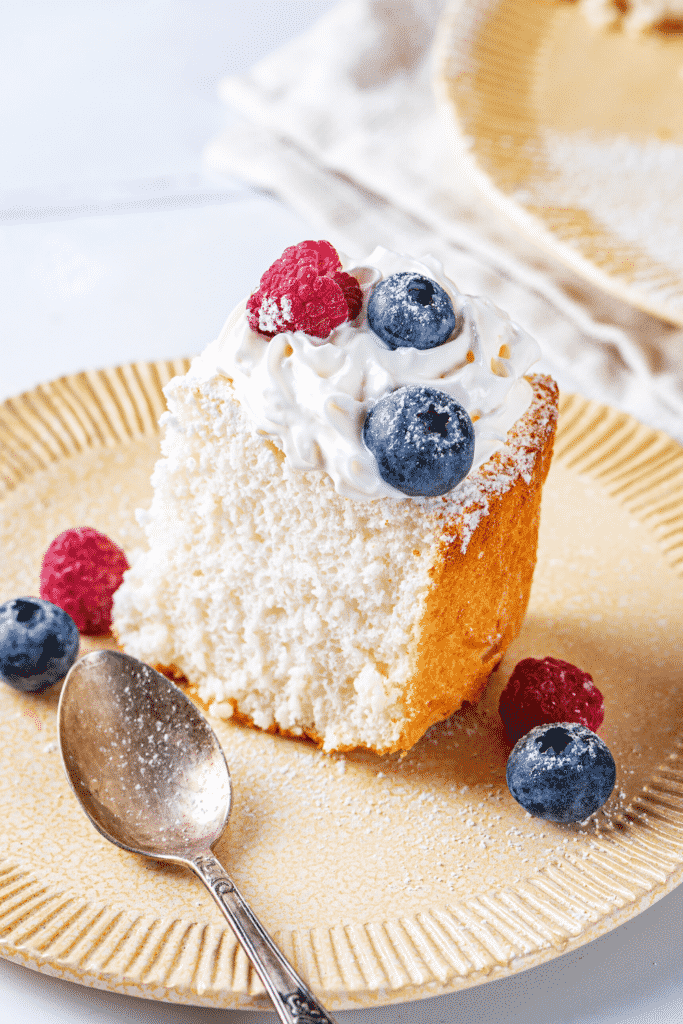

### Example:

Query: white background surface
xmin=1 ymin=2 xmax=683 ymax=1021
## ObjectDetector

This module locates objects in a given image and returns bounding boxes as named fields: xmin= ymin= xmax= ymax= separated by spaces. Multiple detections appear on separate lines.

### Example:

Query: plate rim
xmin=3 ymin=363 xmax=683 ymax=1009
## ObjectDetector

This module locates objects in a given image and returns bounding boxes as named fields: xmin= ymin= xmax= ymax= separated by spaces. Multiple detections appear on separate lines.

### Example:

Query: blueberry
xmin=506 ymin=723 xmax=616 ymax=823
xmin=367 ymin=272 xmax=461 ymax=350
xmin=363 ymin=385 xmax=475 ymax=496
xmin=0 ymin=597 xmax=80 ymax=693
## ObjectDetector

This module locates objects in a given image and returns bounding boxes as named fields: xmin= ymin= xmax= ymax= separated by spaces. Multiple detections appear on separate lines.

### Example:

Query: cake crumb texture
xmin=113 ymin=372 xmax=558 ymax=754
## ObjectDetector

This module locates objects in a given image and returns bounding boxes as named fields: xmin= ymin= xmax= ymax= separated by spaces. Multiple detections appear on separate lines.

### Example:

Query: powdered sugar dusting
xmin=440 ymin=374 xmax=558 ymax=553
xmin=530 ymin=132 xmax=683 ymax=279
xmin=257 ymin=296 xmax=291 ymax=335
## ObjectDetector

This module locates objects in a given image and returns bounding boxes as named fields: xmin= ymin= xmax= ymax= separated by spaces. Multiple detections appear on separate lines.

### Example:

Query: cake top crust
xmin=199 ymin=245 xmax=542 ymax=501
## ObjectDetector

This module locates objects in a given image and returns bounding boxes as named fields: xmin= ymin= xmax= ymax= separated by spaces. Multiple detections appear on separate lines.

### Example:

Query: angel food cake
xmin=113 ymin=242 xmax=558 ymax=754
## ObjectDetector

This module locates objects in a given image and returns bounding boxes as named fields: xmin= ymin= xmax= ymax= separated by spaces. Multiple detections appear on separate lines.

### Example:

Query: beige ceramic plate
xmin=434 ymin=0 xmax=683 ymax=326
xmin=2 ymin=363 xmax=683 ymax=1011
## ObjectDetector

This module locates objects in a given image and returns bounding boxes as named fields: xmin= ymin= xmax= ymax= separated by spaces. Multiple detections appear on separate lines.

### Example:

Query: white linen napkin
xmin=205 ymin=0 xmax=683 ymax=440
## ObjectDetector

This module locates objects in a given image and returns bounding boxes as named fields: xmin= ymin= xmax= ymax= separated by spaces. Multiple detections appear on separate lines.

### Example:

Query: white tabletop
xmin=2 ymin=3 xmax=683 ymax=1021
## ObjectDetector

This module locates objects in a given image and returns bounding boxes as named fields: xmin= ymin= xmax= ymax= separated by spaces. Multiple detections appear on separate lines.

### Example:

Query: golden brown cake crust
xmin=150 ymin=374 xmax=558 ymax=755
xmin=395 ymin=374 xmax=559 ymax=752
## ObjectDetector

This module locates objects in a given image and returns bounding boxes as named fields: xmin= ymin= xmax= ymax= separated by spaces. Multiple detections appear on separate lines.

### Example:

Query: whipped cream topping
xmin=212 ymin=247 xmax=541 ymax=501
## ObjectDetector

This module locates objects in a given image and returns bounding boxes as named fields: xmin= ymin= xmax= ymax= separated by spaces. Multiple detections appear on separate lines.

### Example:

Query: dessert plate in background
xmin=2 ymin=364 xmax=683 ymax=1009
xmin=433 ymin=0 xmax=683 ymax=326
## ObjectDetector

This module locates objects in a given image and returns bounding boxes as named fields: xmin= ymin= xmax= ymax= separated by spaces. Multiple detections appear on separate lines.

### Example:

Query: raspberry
xmin=40 ymin=527 xmax=129 ymax=635
xmin=499 ymin=656 xmax=604 ymax=744
xmin=247 ymin=240 xmax=363 ymax=340
xmin=334 ymin=270 xmax=363 ymax=319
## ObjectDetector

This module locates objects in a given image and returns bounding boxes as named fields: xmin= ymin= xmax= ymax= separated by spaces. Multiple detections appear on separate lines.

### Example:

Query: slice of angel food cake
xmin=113 ymin=241 xmax=558 ymax=754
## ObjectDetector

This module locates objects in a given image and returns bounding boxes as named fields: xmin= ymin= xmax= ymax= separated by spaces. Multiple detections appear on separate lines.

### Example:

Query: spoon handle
xmin=192 ymin=850 xmax=338 ymax=1024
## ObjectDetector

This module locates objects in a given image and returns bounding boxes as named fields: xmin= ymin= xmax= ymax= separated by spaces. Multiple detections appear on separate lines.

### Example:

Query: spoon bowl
xmin=59 ymin=650 xmax=231 ymax=860
xmin=58 ymin=650 xmax=336 ymax=1024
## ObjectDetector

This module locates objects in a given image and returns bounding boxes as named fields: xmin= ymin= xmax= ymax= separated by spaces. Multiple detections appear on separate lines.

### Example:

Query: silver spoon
xmin=58 ymin=650 xmax=337 ymax=1024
